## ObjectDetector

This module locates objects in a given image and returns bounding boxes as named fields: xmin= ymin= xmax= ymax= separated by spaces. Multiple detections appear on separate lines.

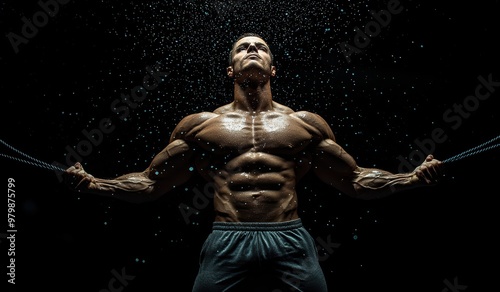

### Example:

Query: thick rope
xmin=0 ymin=139 xmax=65 ymax=172
xmin=442 ymin=135 xmax=500 ymax=164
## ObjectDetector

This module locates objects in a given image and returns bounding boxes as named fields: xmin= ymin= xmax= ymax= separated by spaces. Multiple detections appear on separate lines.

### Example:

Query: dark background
xmin=1 ymin=0 xmax=499 ymax=291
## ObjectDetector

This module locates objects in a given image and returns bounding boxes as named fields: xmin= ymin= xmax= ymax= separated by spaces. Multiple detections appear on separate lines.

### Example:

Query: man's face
xmin=227 ymin=36 xmax=276 ymax=80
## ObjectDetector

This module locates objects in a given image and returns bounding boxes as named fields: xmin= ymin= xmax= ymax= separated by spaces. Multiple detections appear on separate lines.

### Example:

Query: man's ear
xmin=271 ymin=66 xmax=276 ymax=77
xmin=227 ymin=66 xmax=234 ymax=78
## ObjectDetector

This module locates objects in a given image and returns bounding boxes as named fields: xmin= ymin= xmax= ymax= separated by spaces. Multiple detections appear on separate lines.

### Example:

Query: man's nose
xmin=247 ymin=43 xmax=258 ymax=53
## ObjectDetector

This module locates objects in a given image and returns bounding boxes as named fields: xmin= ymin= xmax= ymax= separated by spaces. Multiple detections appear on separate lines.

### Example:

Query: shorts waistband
xmin=212 ymin=219 xmax=303 ymax=231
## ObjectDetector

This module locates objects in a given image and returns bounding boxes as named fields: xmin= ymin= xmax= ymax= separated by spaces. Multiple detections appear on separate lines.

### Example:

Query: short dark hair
xmin=228 ymin=32 xmax=274 ymax=66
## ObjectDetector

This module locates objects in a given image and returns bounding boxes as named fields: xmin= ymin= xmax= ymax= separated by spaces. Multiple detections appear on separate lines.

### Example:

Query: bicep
xmin=143 ymin=139 xmax=195 ymax=192
xmin=312 ymin=139 xmax=360 ymax=196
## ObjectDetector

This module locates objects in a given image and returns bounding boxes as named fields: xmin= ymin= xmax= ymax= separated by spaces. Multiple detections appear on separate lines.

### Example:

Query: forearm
xmin=351 ymin=168 xmax=418 ymax=199
xmin=67 ymin=139 xmax=195 ymax=203
xmin=87 ymin=173 xmax=157 ymax=203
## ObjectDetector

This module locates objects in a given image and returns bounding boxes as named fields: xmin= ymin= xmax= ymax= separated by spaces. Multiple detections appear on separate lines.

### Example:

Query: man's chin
xmin=235 ymin=66 xmax=271 ymax=78
xmin=235 ymin=74 xmax=270 ymax=86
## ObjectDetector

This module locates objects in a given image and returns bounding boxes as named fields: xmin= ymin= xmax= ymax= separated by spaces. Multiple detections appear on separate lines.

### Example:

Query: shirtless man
xmin=65 ymin=32 xmax=443 ymax=291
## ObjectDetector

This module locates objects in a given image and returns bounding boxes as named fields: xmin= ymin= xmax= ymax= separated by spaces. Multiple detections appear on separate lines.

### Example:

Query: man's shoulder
xmin=272 ymin=101 xmax=295 ymax=114
xmin=290 ymin=110 xmax=323 ymax=122
xmin=171 ymin=111 xmax=218 ymax=140
xmin=177 ymin=111 xmax=219 ymax=127
xmin=290 ymin=110 xmax=336 ymax=141
xmin=213 ymin=103 xmax=233 ymax=114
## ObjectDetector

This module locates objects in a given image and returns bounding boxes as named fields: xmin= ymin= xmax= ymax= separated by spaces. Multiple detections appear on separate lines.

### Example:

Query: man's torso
xmin=175 ymin=103 xmax=326 ymax=222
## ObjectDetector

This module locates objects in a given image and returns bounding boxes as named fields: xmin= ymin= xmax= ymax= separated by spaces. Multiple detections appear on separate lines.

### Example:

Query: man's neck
xmin=232 ymin=81 xmax=273 ymax=113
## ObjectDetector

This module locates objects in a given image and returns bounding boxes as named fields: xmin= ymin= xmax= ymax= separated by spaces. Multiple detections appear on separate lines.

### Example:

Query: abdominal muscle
xmin=210 ymin=151 xmax=301 ymax=222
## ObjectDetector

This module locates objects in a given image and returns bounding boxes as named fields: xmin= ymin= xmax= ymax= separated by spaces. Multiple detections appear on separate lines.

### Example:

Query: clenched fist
xmin=64 ymin=162 xmax=96 ymax=192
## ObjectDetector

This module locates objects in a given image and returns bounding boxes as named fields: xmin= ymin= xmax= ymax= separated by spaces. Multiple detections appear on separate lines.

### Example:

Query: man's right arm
xmin=65 ymin=111 xmax=217 ymax=203
xmin=64 ymin=139 xmax=195 ymax=203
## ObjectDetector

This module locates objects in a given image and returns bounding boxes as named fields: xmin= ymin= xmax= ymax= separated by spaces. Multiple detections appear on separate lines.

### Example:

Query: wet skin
xmin=65 ymin=36 xmax=443 ymax=222
xmin=171 ymin=102 xmax=332 ymax=222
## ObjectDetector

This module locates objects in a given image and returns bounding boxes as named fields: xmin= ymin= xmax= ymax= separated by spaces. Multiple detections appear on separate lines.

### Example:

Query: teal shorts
xmin=192 ymin=219 xmax=328 ymax=292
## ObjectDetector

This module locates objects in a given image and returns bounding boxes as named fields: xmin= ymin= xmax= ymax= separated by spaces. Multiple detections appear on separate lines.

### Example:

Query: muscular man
xmin=65 ymin=32 xmax=443 ymax=291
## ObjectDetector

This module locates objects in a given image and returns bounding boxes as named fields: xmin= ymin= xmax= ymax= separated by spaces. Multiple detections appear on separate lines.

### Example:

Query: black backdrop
xmin=1 ymin=1 xmax=499 ymax=291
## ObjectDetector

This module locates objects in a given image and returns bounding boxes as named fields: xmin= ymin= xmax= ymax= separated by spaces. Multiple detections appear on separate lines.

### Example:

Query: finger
xmin=76 ymin=176 xmax=91 ymax=189
xmin=415 ymin=168 xmax=430 ymax=184
xmin=426 ymin=164 xmax=441 ymax=184
xmin=418 ymin=165 xmax=437 ymax=184
xmin=428 ymin=160 xmax=444 ymax=179
xmin=429 ymin=170 xmax=439 ymax=184
xmin=65 ymin=166 xmax=76 ymax=173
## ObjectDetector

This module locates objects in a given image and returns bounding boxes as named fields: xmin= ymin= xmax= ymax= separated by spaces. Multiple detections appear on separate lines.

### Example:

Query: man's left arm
xmin=312 ymin=138 xmax=443 ymax=199
xmin=296 ymin=111 xmax=444 ymax=199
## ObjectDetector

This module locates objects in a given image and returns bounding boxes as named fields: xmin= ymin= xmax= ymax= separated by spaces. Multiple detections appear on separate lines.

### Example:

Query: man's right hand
xmin=64 ymin=162 xmax=96 ymax=192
